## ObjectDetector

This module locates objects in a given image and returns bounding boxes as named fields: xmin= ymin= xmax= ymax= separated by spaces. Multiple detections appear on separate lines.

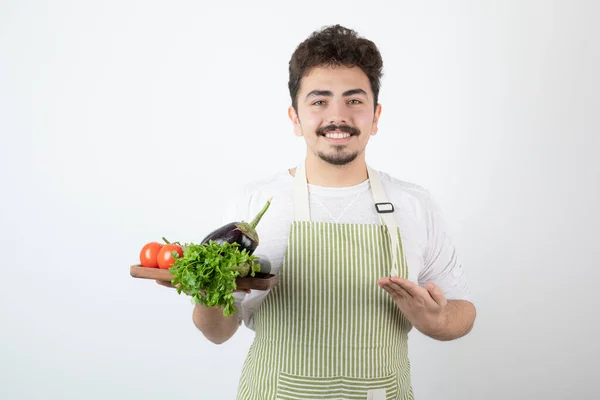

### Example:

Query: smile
xmin=325 ymin=132 xmax=351 ymax=139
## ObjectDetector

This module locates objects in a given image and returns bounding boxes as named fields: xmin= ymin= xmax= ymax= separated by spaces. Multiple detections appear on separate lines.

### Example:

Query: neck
xmin=302 ymin=153 xmax=368 ymax=187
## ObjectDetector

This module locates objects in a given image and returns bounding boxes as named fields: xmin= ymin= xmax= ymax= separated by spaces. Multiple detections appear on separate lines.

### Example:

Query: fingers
xmin=426 ymin=282 xmax=448 ymax=307
xmin=380 ymin=285 xmax=402 ymax=302
xmin=386 ymin=282 xmax=413 ymax=299
xmin=379 ymin=282 xmax=397 ymax=298
xmin=378 ymin=278 xmax=411 ymax=301
xmin=390 ymin=277 xmax=426 ymax=298
xmin=379 ymin=277 xmax=439 ymax=309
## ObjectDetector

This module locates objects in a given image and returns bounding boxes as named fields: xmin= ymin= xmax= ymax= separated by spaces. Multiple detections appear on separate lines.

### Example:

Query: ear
xmin=288 ymin=106 xmax=303 ymax=137
xmin=371 ymin=104 xmax=382 ymax=136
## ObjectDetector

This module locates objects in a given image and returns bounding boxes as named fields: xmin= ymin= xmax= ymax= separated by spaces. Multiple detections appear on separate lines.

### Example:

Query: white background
xmin=1 ymin=1 xmax=599 ymax=399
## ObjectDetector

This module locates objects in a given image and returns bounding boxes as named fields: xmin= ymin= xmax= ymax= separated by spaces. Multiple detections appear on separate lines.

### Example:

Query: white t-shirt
xmin=220 ymin=168 xmax=472 ymax=330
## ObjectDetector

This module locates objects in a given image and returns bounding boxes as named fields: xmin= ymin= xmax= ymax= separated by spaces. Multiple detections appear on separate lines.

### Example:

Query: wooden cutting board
xmin=129 ymin=265 xmax=279 ymax=291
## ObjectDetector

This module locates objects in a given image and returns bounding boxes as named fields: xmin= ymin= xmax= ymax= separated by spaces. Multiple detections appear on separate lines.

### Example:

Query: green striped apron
xmin=237 ymin=164 xmax=414 ymax=400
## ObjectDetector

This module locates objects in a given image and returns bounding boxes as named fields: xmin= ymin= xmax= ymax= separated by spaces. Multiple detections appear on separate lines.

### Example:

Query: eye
xmin=312 ymin=100 xmax=326 ymax=106
xmin=348 ymin=99 xmax=362 ymax=105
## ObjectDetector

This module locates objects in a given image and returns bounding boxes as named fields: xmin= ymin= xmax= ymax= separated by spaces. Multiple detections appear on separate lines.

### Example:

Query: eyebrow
xmin=305 ymin=88 xmax=368 ymax=99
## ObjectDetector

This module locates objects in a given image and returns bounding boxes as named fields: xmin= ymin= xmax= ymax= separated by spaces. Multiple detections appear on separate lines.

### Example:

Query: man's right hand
xmin=151 ymin=255 xmax=274 ymax=344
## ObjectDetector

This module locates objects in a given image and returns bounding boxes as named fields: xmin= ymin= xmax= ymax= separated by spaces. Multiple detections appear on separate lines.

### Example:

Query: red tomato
xmin=139 ymin=242 xmax=163 ymax=268
xmin=157 ymin=244 xmax=183 ymax=269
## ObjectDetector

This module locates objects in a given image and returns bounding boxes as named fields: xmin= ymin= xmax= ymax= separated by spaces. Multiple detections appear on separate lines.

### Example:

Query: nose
xmin=327 ymin=100 xmax=350 ymax=125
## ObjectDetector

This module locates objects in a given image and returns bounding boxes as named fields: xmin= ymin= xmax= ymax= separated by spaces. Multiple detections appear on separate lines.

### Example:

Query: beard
xmin=315 ymin=123 xmax=361 ymax=166
xmin=317 ymin=149 xmax=359 ymax=165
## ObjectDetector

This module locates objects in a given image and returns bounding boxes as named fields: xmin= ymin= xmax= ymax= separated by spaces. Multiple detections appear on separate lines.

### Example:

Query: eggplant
xmin=201 ymin=197 xmax=272 ymax=255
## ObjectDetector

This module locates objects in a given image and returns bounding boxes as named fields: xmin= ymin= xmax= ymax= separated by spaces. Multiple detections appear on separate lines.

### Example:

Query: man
xmin=163 ymin=24 xmax=476 ymax=400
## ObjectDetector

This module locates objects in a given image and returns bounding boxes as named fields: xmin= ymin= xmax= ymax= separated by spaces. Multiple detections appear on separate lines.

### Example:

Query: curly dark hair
xmin=288 ymin=24 xmax=384 ymax=112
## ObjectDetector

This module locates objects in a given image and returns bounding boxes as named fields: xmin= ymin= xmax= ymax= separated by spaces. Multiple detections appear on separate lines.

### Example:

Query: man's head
xmin=287 ymin=25 xmax=384 ymax=167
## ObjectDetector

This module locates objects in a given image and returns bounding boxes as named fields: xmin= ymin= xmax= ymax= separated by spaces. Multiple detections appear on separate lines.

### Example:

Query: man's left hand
xmin=378 ymin=276 xmax=448 ymax=337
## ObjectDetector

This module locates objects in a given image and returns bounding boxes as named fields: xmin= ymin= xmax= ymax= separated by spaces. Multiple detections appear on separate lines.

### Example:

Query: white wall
xmin=1 ymin=1 xmax=598 ymax=399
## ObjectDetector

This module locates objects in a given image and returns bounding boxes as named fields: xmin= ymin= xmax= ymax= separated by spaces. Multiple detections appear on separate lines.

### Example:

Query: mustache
xmin=317 ymin=124 xmax=360 ymax=136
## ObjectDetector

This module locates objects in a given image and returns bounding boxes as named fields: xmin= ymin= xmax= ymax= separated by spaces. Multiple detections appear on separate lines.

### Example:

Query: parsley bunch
xmin=169 ymin=240 xmax=260 ymax=316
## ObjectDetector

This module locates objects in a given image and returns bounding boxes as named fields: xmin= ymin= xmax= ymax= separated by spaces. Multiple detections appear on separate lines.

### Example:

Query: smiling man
xmin=171 ymin=24 xmax=476 ymax=399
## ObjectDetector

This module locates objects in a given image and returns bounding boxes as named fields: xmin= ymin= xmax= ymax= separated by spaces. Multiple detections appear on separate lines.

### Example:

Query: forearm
xmin=420 ymin=300 xmax=476 ymax=341
xmin=192 ymin=303 xmax=240 ymax=344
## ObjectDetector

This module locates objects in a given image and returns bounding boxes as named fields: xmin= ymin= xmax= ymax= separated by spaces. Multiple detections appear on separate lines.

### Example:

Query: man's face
xmin=288 ymin=65 xmax=382 ymax=166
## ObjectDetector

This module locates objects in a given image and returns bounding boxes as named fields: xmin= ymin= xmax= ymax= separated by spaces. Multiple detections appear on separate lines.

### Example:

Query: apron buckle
xmin=367 ymin=388 xmax=387 ymax=400
xmin=375 ymin=202 xmax=394 ymax=213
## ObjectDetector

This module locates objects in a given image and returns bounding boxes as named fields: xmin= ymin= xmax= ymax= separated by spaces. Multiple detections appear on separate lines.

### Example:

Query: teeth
xmin=325 ymin=132 xmax=350 ymax=139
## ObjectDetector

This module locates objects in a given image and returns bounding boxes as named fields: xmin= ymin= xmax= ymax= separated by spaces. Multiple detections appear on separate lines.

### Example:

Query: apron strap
xmin=293 ymin=163 xmax=402 ymax=276
xmin=367 ymin=165 xmax=401 ymax=277
xmin=293 ymin=164 xmax=311 ymax=221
